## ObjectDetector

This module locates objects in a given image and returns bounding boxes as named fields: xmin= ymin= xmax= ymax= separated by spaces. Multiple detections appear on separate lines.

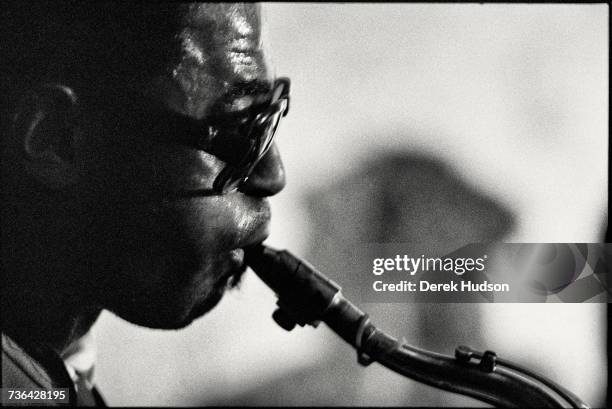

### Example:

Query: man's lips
xmin=156 ymin=188 xmax=272 ymax=283
xmin=239 ymin=216 xmax=271 ymax=248
xmin=228 ymin=219 xmax=270 ymax=268
xmin=222 ymin=248 xmax=247 ymax=288
xmin=218 ymin=198 xmax=271 ymax=286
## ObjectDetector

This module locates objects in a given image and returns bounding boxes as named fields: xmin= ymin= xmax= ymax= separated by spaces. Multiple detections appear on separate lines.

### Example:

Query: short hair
xmin=1 ymin=2 xmax=186 ymax=94
xmin=0 ymin=1 xmax=203 ymax=157
xmin=0 ymin=2 xmax=189 ymax=198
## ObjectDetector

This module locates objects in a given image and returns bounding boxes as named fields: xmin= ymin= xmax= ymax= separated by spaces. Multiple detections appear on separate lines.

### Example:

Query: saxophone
xmin=245 ymin=244 xmax=590 ymax=409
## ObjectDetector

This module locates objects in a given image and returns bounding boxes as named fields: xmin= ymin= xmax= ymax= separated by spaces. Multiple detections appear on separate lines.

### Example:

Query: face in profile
xmin=74 ymin=3 xmax=286 ymax=329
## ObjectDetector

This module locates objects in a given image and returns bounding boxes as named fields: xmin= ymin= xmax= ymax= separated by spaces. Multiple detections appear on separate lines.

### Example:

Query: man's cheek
xmin=157 ymin=197 xmax=245 ymax=250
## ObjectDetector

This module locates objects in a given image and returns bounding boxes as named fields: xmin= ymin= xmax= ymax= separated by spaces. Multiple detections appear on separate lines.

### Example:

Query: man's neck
xmin=2 ymin=196 xmax=105 ymax=354
xmin=2 ymin=293 xmax=102 ymax=355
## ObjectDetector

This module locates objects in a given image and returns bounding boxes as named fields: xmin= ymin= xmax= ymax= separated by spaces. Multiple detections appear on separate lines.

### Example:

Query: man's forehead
xmin=148 ymin=3 xmax=273 ymax=119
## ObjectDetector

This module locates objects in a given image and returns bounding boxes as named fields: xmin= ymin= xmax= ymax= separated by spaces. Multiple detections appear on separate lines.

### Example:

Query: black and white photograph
xmin=1 ymin=2 xmax=608 ymax=407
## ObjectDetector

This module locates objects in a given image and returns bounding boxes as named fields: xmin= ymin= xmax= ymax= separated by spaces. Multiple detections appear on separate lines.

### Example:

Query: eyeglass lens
xmin=216 ymin=90 xmax=288 ymax=193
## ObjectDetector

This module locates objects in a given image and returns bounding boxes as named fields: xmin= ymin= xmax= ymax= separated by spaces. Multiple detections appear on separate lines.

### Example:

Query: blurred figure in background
xmin=212 ymin=151 xmax=514 ymax=406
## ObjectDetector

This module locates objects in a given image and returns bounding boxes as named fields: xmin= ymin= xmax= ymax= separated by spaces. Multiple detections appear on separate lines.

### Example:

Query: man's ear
xmin=12 ymin=84 xmax=81 ymax=189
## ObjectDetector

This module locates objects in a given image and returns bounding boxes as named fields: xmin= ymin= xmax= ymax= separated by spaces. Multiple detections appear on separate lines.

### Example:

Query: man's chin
xmin=109 ymin=262 xmax=248 ymax=330
xmin=161 ymin=289 xmax=228 ymax=330
xmin=184 ymin=265 xmax=248 ymax=324
xmin=183 ymin=289 xmax=226 ymax=325
xmin=108 ymin=288 xmax=225 ymax=330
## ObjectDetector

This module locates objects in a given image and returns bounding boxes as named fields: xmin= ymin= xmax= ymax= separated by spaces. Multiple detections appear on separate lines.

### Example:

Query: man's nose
xmin=239 ymin=143 xmax=286 ymax=197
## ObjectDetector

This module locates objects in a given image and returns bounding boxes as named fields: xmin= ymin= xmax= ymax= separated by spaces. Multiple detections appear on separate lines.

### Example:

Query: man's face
xmin=77 ymin=4 xmax=285 ymax=329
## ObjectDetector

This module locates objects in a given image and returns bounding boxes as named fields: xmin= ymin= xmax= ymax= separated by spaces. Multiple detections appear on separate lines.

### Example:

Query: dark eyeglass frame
xmin=109 ymin=77 xmax=290 ymax=194
xmin=211 ymin=77 xmax=290 ymax=193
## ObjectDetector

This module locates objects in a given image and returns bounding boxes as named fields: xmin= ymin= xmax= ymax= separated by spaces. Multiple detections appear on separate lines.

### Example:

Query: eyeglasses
xmin=210 ymin=77 xmax=290 ymax=193
xmin=111 ymin=77 xmax=290 ymax=194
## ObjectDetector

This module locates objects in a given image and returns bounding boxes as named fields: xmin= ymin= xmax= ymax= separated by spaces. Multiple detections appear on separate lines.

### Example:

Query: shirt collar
xmin=61 ymin=329 xmax=97 ymax=391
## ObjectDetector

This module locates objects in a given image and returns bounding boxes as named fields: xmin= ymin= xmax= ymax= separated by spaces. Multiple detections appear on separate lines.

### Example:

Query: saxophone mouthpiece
xmin=243 ymin=243 xmax=295 ymax=294
xmin=244 ymin=243 xmax=341 ymax=329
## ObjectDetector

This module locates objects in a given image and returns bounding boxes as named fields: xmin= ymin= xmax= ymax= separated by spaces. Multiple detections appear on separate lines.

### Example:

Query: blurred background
xmin=94 ymin=4 xmax=608 ymax=407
